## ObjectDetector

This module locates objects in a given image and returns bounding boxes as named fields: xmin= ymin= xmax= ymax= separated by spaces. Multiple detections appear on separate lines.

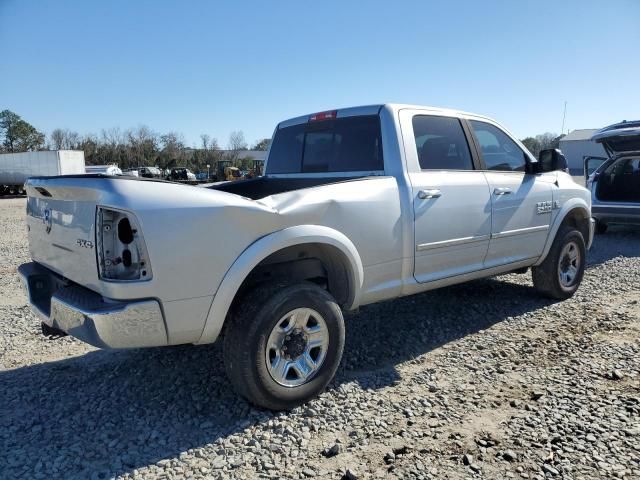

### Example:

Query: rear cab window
xmin=266 ymin=115 xmax=384 ymax=174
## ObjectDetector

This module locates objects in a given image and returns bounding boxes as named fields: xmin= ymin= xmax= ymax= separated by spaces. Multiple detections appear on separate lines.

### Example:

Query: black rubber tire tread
xmin=595 ymin=221 xmax=608 ymax=234
xmin=223 ymin=281 xmax=345 ymax=410
xmin=532 ymin=225 xmax=586 ymax=300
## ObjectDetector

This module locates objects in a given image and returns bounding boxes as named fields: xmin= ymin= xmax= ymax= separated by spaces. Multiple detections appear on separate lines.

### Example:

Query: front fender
xmin=534 ymin=198 xmax=591 ymax=266
xmin=196 ymin=225 xmax=364 ymax=344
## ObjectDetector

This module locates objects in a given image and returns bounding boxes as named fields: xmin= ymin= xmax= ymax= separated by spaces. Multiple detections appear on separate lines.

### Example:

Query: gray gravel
xmin=1 ymin=196 xmax=639 ymax=480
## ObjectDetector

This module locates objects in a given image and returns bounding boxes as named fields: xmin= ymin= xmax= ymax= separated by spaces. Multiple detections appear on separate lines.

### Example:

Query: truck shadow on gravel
xmin=1 ymin=231 xmax=636 ymax=478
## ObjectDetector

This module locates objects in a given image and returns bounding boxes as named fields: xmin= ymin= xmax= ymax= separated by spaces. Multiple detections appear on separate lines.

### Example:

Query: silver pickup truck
xmin=19 ymin=104 xmax=594 ymax=409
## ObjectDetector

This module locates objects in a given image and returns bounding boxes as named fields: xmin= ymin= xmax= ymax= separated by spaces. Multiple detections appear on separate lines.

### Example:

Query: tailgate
xmin=26 ymin=177 xmax=107 ymax=289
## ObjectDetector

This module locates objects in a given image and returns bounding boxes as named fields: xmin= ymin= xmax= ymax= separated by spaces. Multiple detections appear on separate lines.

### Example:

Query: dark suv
xmin=166 ymin=168 xmax=196 ymax=182
xmin=138 ymin=167 xmax=163 ymax=179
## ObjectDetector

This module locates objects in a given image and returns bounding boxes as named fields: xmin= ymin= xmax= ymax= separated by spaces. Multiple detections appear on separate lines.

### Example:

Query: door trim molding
xmin=417 ymin=234 xmax=490 ymax=251
xmin=491 ymin=224 xmax=549 ymax=239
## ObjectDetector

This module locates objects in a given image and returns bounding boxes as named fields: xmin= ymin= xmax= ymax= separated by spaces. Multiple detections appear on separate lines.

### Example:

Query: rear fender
xmin=196 ymin=225 xmax=364 ymax=344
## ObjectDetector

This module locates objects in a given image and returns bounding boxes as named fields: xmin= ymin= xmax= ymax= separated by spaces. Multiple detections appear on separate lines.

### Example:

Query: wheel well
xmin=230 ymin=243 xmax=353 ymax=313
xmin=560 ymin=208 xmax=590 ymax=242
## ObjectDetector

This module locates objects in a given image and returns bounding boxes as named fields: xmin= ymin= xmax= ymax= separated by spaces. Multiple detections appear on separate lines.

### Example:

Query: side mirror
xmin=534 ymin=148 xmax=568 ymax=173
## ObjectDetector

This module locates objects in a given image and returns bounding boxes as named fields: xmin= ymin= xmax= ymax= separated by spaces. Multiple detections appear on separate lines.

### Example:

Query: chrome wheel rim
xmin=558 ymin=241 xmax=581 ymax=288
xmin=265 ymin=308 xmax=329 ymax=387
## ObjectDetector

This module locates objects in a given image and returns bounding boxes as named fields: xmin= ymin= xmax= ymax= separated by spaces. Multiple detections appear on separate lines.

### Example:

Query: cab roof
xmin=277 ymin=103 xmax=496 ymax=129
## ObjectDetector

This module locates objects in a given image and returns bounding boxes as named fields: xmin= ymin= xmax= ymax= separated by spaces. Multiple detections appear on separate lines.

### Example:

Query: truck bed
xmin=208 ymin=176 xmax=364 ymax=200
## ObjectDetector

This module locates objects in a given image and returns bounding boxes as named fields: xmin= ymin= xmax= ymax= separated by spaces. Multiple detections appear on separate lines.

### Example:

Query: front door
xmin=402 ymin=113 xmax=492 ymax=283
xmin=467 ymin=120 xmax=553 ymax=267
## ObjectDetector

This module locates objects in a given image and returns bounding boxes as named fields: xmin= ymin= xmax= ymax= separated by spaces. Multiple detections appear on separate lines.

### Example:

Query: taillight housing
xmin=96 ymin=207 xmax=152 ymax=281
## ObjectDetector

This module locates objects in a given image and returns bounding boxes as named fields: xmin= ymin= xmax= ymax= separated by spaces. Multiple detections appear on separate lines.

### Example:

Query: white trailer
xmin=0 ymin=150 xmax=85 ymax=195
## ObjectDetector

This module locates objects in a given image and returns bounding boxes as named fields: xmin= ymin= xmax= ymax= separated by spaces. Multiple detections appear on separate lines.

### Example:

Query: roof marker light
xmin=309 ymin=110 xmax=337 ymax=122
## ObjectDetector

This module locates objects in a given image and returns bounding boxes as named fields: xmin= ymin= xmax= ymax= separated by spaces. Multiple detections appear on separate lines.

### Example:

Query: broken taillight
xmin=96 ymin=207 xmax=152 ymax=281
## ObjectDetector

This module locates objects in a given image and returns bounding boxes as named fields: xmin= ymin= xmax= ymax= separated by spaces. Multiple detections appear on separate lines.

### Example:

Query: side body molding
xmin=196 ymin=225 xmax=365 ymax=345
xmin=533 ymin=198 xmax=591 ymax=266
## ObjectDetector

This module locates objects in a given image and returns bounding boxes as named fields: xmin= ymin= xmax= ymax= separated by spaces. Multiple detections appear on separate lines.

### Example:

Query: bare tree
xmin=67 ymin=131 xmax=80 ymax=149
xmin=159 ymin=131 xmax=186 ymax=167
xmin=200 ymin=134 xmax=210 ymax=151
xmin=127 ymin=125 xmax=158 ymax=167
xmin=50 ymin=128 xmax=66 ymax=150
xmin=228 ymin=130 xmax=247 ymax=151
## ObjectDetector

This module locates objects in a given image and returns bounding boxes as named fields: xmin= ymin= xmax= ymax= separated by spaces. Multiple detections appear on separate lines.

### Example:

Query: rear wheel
xmin=223 ymin=282 xmax=345 ymax=410
xmin=532 ymin=226 xmax=586 ymax=300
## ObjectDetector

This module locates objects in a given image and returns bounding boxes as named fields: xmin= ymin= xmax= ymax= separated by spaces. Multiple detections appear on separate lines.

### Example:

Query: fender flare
xmin=196 ymin=225 xmax=364 ymax=344
xmin=534 ymin=198 xmax=591 ymax=266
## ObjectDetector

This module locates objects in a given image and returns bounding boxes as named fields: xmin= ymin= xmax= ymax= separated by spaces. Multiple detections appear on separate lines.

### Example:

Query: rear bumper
xmin=588 ymin=217 xmax=595 ymax=249
xmin=18 ymin=262 xmax=168 ymax=349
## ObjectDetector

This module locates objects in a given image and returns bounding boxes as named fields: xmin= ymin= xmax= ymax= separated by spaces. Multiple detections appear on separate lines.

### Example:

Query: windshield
xmin=267 ymin=115 xmax=383 ymax=174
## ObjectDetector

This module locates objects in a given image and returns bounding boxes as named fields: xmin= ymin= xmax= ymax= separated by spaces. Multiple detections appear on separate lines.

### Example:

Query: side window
xmin=412 ymin=115 xmax=474 ymax=170
xmin=470 ymin=120 xmax=528 ymax=172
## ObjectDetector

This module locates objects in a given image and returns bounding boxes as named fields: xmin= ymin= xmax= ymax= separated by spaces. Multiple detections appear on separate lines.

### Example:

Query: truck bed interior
xmin=207 ymin=176 xmax=364 ymax=200
xmin=596 ymin=157 xmax=640 ymax=203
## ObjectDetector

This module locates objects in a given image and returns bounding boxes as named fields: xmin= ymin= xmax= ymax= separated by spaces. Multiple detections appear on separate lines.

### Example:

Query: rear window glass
xmin=267 ymin=115 xmax=384 ymax=174
xmin=605 ymin=136 xmax=640 ymax=154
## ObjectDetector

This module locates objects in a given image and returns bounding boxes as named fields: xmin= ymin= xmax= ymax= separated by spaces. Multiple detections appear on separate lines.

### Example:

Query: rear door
xmin=467 ymin=119 xmax=553 ymax=268
xmin=400 ymin=110 xmax=492 ymax=283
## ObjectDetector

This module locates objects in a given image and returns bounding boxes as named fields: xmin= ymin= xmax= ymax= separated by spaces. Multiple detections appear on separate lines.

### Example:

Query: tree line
xmin=1 ymin=109 xmax=564 ymax=171
xmin=520 ymin=133 xmax=564 ymax=158
xmin=0 ymin=109 xmax=271 ymax=173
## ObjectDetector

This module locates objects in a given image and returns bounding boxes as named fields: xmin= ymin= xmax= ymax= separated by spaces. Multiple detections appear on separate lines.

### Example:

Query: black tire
xmin=595 ymin=221 xmax=608 ymax=234
xmin=223 ymin=282 xmax=345 ymax=410
xmin=532 ymin=225 xmax=586 ymax=300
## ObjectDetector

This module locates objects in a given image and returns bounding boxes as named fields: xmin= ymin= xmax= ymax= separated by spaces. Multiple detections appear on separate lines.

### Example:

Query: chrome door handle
xmin=418 ymin=189 xmax=442 ymax=199
xmin=493 ymin=187 xmax=512 ymax=195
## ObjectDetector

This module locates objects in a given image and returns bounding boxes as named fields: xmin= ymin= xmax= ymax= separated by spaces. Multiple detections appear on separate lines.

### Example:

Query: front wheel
xmin=223 ymin=282 xmax=345 ymax=410
xmin=532 ymin=225 xmax=586 ymax=300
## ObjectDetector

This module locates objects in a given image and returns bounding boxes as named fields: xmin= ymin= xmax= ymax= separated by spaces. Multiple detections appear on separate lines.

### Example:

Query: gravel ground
xmin=0 ymin=196 xmax=638 ymax=480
